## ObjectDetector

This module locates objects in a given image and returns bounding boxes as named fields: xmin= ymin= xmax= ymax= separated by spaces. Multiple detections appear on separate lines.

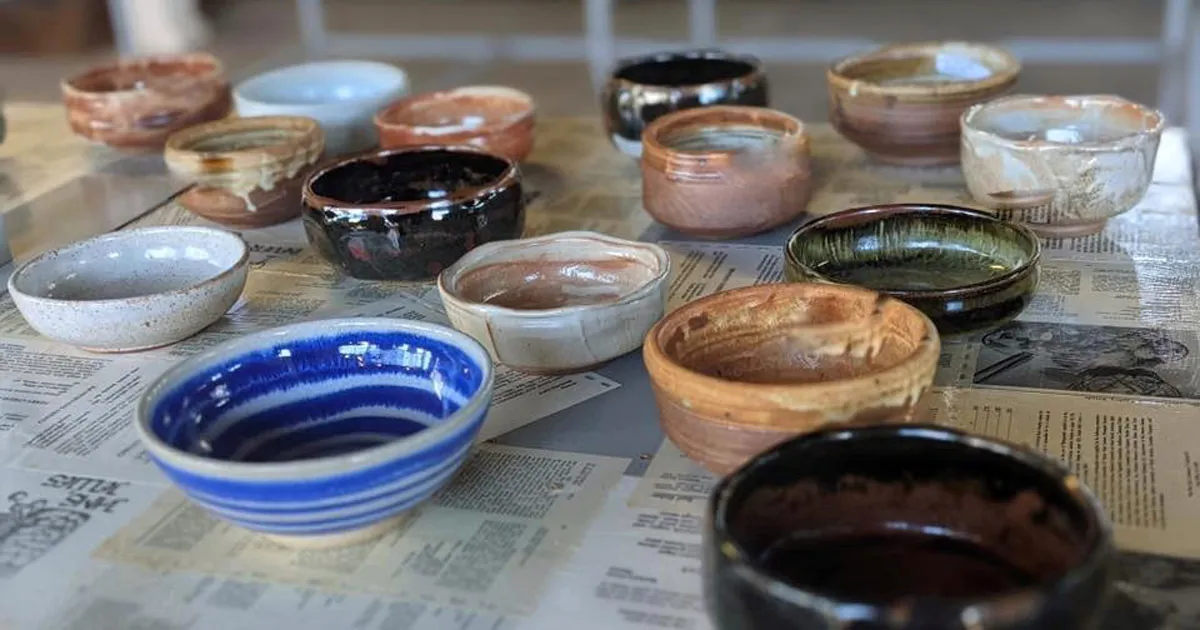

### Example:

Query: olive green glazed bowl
xmin=784 ymin=204 xmax=1041 ymax=336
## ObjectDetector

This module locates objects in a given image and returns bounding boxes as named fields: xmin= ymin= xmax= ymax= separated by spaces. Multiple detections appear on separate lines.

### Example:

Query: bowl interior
xmin=657 ymin=115 xmax=793 ymax=153
xmin=181 ymin=124 xmax=310 ymax=154
xmin=787 ymin=208 xmax=1036 ymax=293
xmin=12 ymin=229 xmax=244 ymax=301
xmin=615 ymin=53 xmax=756 ymax=87
xmin=238 ymin=62 xmax=406 ymax=106
xmin=69 ymin=55 xmax=219 ymax=93
xmin=145 ymin=326 xmax=488 ymax=463
xmin=835 ymin=43 xmax=1011 ymax=88
xmin=310 ymin=149 xmax=510 ymax=205
xmin=965 ymin=96 xmax=1163 ymax=144
xmin=379 ymin=87 xmax=532 ymax=130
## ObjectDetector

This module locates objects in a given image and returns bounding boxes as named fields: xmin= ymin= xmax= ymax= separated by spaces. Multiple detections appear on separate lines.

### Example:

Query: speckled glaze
xmin=438 ymin=231 xmax=671 ymax=374
xmin=7 ymin=227 xmax=248 ymax=352
xmin=602 ymin=50 xmax=769 ymax=158
xmin=302 ymin=146 xmax=525 ymax=281
xmin=641 ymin=106 xmax=812 ymax=239
xmin=961 ymin=94 xmax=1165 ymax=238
xmin=707 ymin=424 xmax=1115 ymax=630
xmin=643 ymin=283 xmax=940 ymax=475
xmin=828 ymin=41 xmax=1019 ymax=165
xmin=164 ymin=116 xmax=325 ymax=228
xmin=375 ymin=86 xmax=536 ymax=162
xmin=61 ymin=52 xmax=233 ymax=151
xmin=785 ymin=204 xmax=1041 ymax=336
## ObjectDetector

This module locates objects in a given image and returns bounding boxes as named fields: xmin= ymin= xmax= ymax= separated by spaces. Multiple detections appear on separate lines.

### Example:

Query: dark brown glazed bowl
xmin=707 ymin=424 xmax=1115 ymax=630
xmin=61 ymin=52 xmax=233 ymax=151
xmin=374 ymin=86 xmax=536 ymax=162
xmin=827 ymin=41 xmax=1019 ymax=165
xmin=301 ymin=146 xmax=525 ymax=282
xmin=641 ymin=106 xmax=812 ymax=239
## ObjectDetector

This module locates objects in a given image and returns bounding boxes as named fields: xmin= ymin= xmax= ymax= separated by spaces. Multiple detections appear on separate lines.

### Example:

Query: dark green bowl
xmin=784 ymin=204 xmax=1040 ymax=336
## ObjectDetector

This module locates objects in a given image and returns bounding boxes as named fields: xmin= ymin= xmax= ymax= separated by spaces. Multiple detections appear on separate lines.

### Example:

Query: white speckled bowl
xmin=7 ymin=226 xmax=249 ymax=352
xmin=437 ymin=231 xmax=672 ymax=374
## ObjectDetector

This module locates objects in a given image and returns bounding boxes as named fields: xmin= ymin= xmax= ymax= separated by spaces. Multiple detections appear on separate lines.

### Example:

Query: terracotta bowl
xmin=61 ymin=52 xmax=233 ymax=151
xmin=643 ymin=283 xmax=940 ymax=475
xmin=827 ymin=41 xmax=1019 ymax=165
xmin=961 ymin=94 xmax=1165 ymax=238
xmin=301 ymin=145 xmax=525 ymax=282
xmin=641 ymin=106 xmax=812 ymax=239
xmin=164 ymin=116 xmax=325 ymax=228
xmin=438 ymin=231 xmax=671 ymax=374
xmin=374 ymin=86 xmax=536 ymax=162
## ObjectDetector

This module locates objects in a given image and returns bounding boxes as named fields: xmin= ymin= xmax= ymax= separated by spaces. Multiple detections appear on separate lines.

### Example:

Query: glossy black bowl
xmin=600 ymin=49 xmax=768 ymax=157
xmin=784 ymin=204 xmax=1041 ymax=336
xmin=301 ymin=146 xmax=525 ymax=281
xmin=706 ymin=424 xmax=1115 ymax=630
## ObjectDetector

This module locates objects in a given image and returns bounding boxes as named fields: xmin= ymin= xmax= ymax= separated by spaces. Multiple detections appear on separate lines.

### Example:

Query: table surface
xmin=2 ymin=104 xmax=1200 ymax=630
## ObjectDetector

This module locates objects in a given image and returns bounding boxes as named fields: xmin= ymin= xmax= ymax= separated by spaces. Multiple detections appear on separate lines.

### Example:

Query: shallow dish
xmin=164 ymin=116 xmax=325 ymax=228
xmin=961 ymin=94 xmax=1165 ymax=238
xmin=641 ymin=106 xmax=812 ymax=239
xmin=438 ymin=231 xmax=671 ymax=374
xmin=707 ymin=424 xmax=1114 ymax=629
xmin=136 ymin=318 xmax=494 ymax=548
xmin=643 ymin=282 xmax=939 ymax=474
xmin=7 ymin=226 xmax=248 ymax=352
xmin=827 ymin=41 xmax=1019 ymax=165
xmin=61 ymin=52 xmax=233 ymax=150
xmin=784 ymin=204 xmax=1041 ymax=336
xmin=601 ymin=49 xmax=769 ymax=157
xmin=234 ymin=60 xmax=408 ymax=155
xmin=302 ymin=145 xmax=525 ymax=281
xmin=375 ymin=85 xmax=536 ymax=162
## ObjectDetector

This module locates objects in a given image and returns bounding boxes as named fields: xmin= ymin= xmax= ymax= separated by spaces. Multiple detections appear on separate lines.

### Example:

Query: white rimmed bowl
xmin=7 ymin=227 xmax=248 ymax=352
xmin=136 ymin=318 xmax=495 ymax=549
xmin=437 ymin=231 xmax=672 ymax=374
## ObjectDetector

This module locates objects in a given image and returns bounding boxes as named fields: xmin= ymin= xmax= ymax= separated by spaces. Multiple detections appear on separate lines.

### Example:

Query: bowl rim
xmin=135 ymin=317 xmax=495 ymax=481
xmin=373 ymin=85 xmax=536 ymax=135
xmin=233 ymin=60 xmax=409 ymax=109
xmin=784 ymin=204 xmax=1042 ymax=300
xmin=163 ymin=115 xmax=325 ymax=170
xmin=960 ymin=93 xmax=1166 ymax=151
xmin=607 ymin=48 xmax=766 ymax=90
xmin=827 ymin=40 xmax=1021 ymax=99
xmin=61 ymin=51 xmax=227 ymax=97
xmin=436 ymin=230 xmax=672 ymax=319
xmin=6 ymin=226 xmax=249 ymax=307
xmin=640 ymin=105 xmax=809 ymax=176
xmin=709 ymin=423 xmax=1114 ymax=616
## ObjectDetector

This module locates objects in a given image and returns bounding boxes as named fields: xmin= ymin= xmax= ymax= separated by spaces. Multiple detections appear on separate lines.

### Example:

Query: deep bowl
xmin=961 ymin=94 xmax=1165 ymax=238
xmin=706 ymin=424 xmax=1115 ymax=629
xmin=827 ymin=41 xmax=1019 ymax=165
xmin=438 ymin=231 xmax=671 ymax=374
xmin=784 ymin=204 xmax=1041 ymax=336
xmin=601 ymin=49 xmax=769 ymax=157
xmin=375 ymin=85 xmax=536 ymax=162
xmin=643 ymin=283 xmax=939 ymax=474
xmin=136 ymin=318 xmax=494 ymax=548
xmin=301 ymin=145 xmax=525 ymax=281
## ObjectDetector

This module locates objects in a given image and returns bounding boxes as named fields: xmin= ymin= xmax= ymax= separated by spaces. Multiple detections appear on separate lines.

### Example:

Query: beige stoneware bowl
xmin=437 ymin=231 xmax=671 ymax=374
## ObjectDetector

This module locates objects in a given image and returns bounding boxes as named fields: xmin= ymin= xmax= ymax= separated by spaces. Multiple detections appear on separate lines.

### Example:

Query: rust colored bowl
xmin=61 ymin=52 xmax=233 ymax=151
xmin=827 ymin=41 xmax=1019 ymax=166
xmin=641 ymin=106 xmax=812 ymax=239
xmin=643 ymin=283 xmax=940 ymax=475
xmin=374 ymin=86 xmax=536 ymax=162
xmin=164 ymin=116 xmax=325 ymax=228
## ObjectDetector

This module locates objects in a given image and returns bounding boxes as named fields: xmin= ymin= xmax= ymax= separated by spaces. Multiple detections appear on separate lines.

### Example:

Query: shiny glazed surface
xmin=375 ymin=86 xmax=536 ymax=162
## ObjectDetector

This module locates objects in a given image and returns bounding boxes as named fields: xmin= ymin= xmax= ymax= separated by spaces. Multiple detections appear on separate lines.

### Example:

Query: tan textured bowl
xmin=643 ymin=283 xmax=940 ymax=475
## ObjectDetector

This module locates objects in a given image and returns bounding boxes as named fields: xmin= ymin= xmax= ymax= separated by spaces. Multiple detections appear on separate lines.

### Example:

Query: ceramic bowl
xmin=438 ymin=231 xmax=671 ymax=374
xmin=7 ymin=227 xmax=248 ymax=352
xmin=784 ymin=204 xmax=1041 ymax=336
xmin=643 ymin=283 xmax=940 ymax=475
xmin=136 ymin=318 xmax=494 ymax=548
xmin=641 ymin=106 xmax=812 ymax=239
xmin=601 ymin=49 xmax=769 ymax=158
xmin=234 ymin=60 xmax=408 ymax=155
xmin=961 ymin=94 xmax=1165 ymax=238
xmin=375 ymin=85 xmax=536 ymax=162
xmin=164 ymin=116 xmax=325 ymax=228
xmin=706 ymin=424 xmax=1115 ymax=629
xmin=827 ymin=41 xmax=1019 ymax=165
xmin=61 ymin=52 xmax=233 ymax=151
xmin=301 ymin=145 xmax=525 ymax=281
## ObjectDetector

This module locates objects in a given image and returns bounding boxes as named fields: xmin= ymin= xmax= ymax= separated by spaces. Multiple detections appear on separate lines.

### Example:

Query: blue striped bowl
xmin=136 ymin=318 xmax=494 ymax=548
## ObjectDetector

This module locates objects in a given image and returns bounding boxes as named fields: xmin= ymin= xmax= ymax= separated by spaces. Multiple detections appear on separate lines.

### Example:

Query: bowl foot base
xmin=263 ymin=513 xmax=408 ymax=550
xmin=866 ymin=153 xmax=959 ymax=168
xmin=1024 ymin=219 xmax=1107 ymax=239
